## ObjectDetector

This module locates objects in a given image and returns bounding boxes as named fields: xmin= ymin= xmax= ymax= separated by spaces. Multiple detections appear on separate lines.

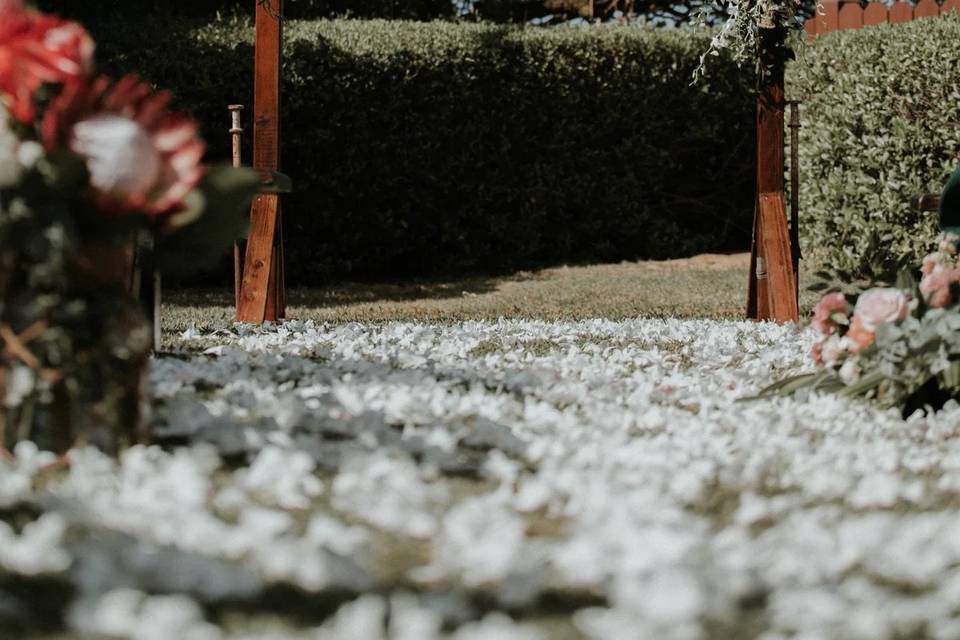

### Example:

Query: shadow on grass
xmin=161 ymin=255 xmax=821 ymax=332
xmin=165 ymin=271 xmax=529 ymax=308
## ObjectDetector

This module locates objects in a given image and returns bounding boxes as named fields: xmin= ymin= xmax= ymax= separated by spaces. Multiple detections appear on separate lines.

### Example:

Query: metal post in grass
xmin=746 ymin=26 xmax=798 ymax=324
xmin=788 ymin=100 xmax=802 ymax=308
xmin=237 ymin=0 xmax=286 ymax=323
xmin=230 ymin=104 xmax=245 ymax=310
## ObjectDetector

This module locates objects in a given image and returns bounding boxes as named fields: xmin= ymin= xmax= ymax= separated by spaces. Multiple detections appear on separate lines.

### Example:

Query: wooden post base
xmin=237 ymin=194 xmax=284 ymax=323
xmin=747 ymin=191 xmax=798 ymax=323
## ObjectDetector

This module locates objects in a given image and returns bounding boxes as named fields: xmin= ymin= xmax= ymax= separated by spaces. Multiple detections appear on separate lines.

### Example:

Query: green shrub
xmin=789 ymin=14 xmax=960 ymax=285
xmin=41 ymin=0 xmax=455 ymax=21
xmin=90 ymin=18 xmax=755 ymax=284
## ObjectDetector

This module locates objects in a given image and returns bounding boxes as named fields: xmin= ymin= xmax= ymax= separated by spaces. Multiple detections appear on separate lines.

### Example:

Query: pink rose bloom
xmin=852 ymin=287 xmax=910 ymax=330
xmin=811 ymin=292 xmax=849 ymax=335
xmin=920 ymin=266 xmax=959 ymax=309
xmin=844 ymin=316 xmax=875 ymax=354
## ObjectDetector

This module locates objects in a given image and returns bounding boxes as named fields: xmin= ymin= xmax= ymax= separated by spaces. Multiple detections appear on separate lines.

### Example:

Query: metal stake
xmin=229 ymin=105 xmax=244 ymax=168
xmin=230 ymin=105 xmax=245 ymax=310
xmin=788 ymin=100 xmax=802 ymax=307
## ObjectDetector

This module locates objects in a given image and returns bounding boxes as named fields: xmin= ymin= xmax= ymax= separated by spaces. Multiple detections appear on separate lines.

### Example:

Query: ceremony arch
xmin=234 ymin=0 xmax=799 ymax=324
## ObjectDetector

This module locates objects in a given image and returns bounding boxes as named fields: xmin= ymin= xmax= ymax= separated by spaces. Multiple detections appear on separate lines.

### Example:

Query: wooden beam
xmin=238 ymin=195 xmax=280 ymax=324
xmin=747 ymin=27 xmax=798 ymax=324
xmin=759 ymin=192 xmax=798 ymax=322
xmin=238 ymin=0 xmax=285 ymax=323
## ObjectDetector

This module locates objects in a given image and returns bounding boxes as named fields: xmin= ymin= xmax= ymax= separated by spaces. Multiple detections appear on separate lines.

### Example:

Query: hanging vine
xmin=257 ymin=0 xmax=284 ymax=20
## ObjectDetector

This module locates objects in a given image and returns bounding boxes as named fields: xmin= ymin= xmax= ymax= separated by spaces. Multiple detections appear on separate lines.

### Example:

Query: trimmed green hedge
xmin=40 ymin=0 xmax=455 ymax=21
xmin=91 ymin=18 xmax=755 ymax=284
xmin=789 ymin=14 xmax=960 ymax=284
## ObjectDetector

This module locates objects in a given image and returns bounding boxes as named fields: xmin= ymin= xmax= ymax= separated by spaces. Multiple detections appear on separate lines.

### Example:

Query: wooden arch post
xmin=747 ymin=26 xmax=799 ymax=323
xmin=237 ymin=0 xmax=286 ymax=323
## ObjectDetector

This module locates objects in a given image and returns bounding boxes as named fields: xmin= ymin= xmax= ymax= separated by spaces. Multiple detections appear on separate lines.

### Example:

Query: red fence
xmin=805 ymin=0 xmax=960 ymax=38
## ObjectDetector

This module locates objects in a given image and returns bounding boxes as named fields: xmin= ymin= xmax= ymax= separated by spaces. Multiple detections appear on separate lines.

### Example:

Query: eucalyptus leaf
xmin=941 ymin=360 xmax=960 ymax=389
xmin=743 ymin=371 xmax=822 ymax=401
xmin=839 ymin=371 xmax=887 ymax=398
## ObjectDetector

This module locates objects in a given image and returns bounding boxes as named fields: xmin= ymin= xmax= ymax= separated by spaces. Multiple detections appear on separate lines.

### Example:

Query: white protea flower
xmin=41 ymin=74 xmax=204 ymax=219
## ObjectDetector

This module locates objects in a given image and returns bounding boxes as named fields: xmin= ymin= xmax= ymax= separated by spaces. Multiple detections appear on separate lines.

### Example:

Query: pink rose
xmin=844 ymin=316 xmax=875 ymax=354
xmin=920 ymin=266 xmax=959 ymax=309
xmin=811 ymin=292 xmax=849 ymax=335
xmin=852 ymin=288 xmax=910 ymax=330
xmin=922 ymin=253 xmax=939 ymax=277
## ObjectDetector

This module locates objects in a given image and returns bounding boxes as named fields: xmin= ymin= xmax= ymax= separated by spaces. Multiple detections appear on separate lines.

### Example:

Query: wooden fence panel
xmin=863 ymin=2 xmax=888 ymax=25
xmin=838 ymin=1 xmax=864 ymax=29
xmin=804 ymin=0 xmax=959 ymax=39
xmin=889 ymin=2 xmax=914 ymax=22
xmin=817 ymin=0 xmax=841 ymax=34
xmin=915 ymin=0 xmax=941 ymax=18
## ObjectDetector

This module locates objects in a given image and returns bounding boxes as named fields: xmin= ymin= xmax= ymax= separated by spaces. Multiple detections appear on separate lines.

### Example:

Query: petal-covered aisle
xmin=5 ymin=319 xmax=960 ymax=639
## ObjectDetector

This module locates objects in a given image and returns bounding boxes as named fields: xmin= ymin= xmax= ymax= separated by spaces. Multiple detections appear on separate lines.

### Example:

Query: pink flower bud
xmin=844 ymin=316 xmax=875 ymax=354
xmin=811 ymin=292 xmax=849 ymax=335
xmin=920 ymin=267 xmax=959 ymax=309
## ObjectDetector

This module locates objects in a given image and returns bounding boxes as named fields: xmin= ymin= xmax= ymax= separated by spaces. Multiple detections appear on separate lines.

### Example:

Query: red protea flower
xmin=42 ymin=75 xmax=205 ymax=217
xmin=0 ymin=0 xmax=94 ymax=123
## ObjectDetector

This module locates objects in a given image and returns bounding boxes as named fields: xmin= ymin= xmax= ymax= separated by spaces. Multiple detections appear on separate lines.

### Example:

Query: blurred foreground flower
xmin=43 ymin=75 xmax=205 ymax=218
xmin=0 ymin=2 xmax=258 ymax=454
xmin=0 ymin=0 xmax=93 ymax=123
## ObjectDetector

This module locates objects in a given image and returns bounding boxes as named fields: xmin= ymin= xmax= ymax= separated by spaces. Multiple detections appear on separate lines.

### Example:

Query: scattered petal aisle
xmin=6 ymin=319 xmax=960 ymax=639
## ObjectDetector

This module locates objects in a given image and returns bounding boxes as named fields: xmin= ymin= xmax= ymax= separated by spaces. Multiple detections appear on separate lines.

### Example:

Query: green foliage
xmin=87 ymin=17 xmax=755 ymax=284
xmin=788 ymin=15 xmax=960 ymax=285
xmin=38 ymin=0 xmax=455 ymax=21
xmin=158 ymin=166 xmax=260 ymax=277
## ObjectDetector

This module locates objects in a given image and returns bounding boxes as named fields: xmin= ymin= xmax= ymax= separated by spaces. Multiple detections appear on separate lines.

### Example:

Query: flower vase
xmin=1 ymin=239 xmax=150 ymax=455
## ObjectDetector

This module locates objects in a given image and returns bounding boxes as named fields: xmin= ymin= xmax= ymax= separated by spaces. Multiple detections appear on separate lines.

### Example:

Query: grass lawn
xmin=161 ymin=254 xmax=821 ymax=340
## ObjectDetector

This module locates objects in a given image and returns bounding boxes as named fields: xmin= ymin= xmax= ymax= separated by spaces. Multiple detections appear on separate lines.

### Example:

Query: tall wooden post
xmin=747 ymin=27 xmax=798 ymax=323
xmin=237 ymin=0 xmax=286 ymax=323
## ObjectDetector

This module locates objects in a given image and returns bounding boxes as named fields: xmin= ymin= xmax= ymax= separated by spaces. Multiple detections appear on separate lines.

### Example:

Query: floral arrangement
xmin=0 ymin=0 xmax=259 ymax=452
xmin=759 ymin=233 xmax=960 ymax=414
xmin=695 ymin=0 xmax=808 ymax=79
